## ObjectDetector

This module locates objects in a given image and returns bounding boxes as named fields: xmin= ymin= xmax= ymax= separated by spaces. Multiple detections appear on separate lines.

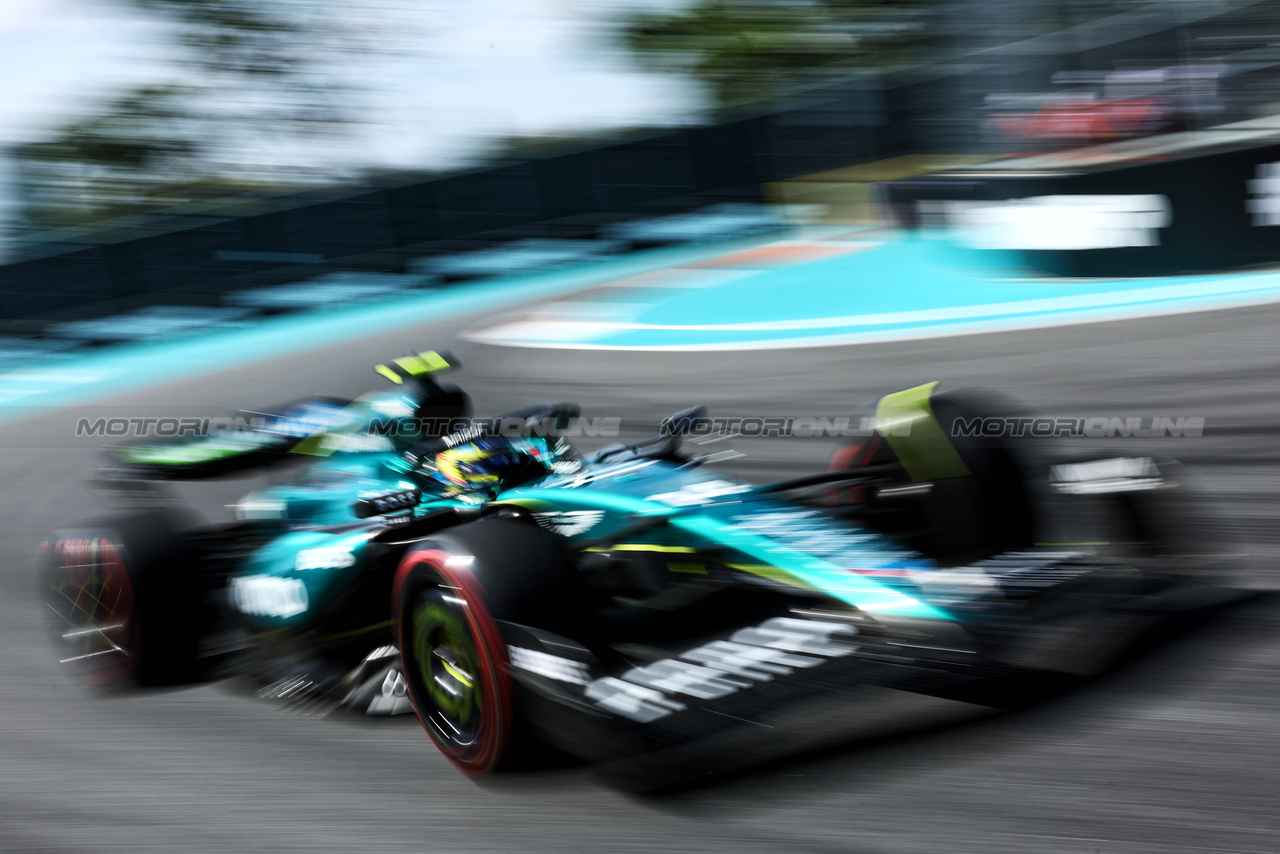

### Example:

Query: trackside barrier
xmin=0 ymin=76 xmax=920 ymax=323
xmin=884 ymin=117 xmax=1280 ymax=277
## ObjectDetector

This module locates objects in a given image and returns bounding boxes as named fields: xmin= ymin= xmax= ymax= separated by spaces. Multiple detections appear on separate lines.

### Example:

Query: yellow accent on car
xmin=375 ymin=350 xmax=452 ymax=384
xmin=667 ymin=563 xmax=708 ymax=574
xmin=374 ymin=364 xmax=403 ymax=384
xmin=441 ymin=659 xmax=474 ymax=688
xmin=728 ymin=562 xmax=808 ymax=587
xmin=584 ymin=544 xmax=698 ymax=554
xmin=289 ymin=433 xmax=333 ymax=457
xmin=875 ymin=382 xmax=970 ymax=482
xmin=397 ymin=351 xmax=451 ymax=376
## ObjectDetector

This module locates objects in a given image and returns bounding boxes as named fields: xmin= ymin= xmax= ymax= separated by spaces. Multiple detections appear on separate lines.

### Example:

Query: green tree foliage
xmin=11 ymin=0 xmax=368 ymax=238
xmin=621 ymin=0 xmax=932 ymax=115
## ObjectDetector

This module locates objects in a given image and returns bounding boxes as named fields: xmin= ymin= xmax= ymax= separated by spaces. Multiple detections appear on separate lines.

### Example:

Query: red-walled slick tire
xmin=394 ymin=547 xmax=514 ymax=775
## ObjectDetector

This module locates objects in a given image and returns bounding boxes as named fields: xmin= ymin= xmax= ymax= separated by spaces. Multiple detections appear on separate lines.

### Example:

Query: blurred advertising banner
xmin=885 ymin=116 xmax=1280 ymax=277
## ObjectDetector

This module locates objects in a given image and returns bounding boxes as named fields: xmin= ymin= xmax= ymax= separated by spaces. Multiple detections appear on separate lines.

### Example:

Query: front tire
xmin=830 ymin=386 xmax=1036 ymax=564
xmin=394 ymin=548 xmax=514 ymax=774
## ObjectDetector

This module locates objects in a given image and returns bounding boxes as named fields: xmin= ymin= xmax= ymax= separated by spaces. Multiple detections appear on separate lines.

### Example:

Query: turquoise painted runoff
xmin=470 ymin=236 xmax=1280 ymax=350
xmin=0 ymin=237 xmax=775 ymax=421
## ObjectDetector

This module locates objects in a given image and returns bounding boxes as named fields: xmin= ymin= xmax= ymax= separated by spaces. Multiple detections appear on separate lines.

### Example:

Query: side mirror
xmin=660 ymin=405 xmax=708 ymax=437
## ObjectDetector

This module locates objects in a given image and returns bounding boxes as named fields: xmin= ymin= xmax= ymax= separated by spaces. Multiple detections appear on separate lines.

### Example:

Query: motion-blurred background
xmin=5 ymin=0 xmax=1280 ymax=346
xmin=4 ymin=3 xmax=1280 ymax=853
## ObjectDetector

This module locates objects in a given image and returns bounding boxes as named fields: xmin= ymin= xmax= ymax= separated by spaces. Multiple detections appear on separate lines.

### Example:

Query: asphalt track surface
xmin=3 ymin=294 xmax=1280 ymax=854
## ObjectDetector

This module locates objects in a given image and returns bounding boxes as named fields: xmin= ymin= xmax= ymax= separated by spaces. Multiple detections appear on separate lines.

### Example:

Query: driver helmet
xmin=433 ymin=436 xmax=551 ymax=491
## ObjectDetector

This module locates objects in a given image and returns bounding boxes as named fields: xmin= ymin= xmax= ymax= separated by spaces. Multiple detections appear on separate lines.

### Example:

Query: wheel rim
xmin=395 ymin=550 xmax=513 ymax=774
xmin=412 ymin=594 xmax=483 ymax=750
xmin=41 ymin=537 xmax=138 ymax=684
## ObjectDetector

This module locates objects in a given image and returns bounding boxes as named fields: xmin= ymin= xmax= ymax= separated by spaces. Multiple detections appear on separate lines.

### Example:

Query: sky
xmin=0 ymin=0 xmax=702 ymax=247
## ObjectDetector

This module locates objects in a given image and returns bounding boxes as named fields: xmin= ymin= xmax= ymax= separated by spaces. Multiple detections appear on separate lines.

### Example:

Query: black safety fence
xmin=0 ymin=76 xmax=934 ymax=323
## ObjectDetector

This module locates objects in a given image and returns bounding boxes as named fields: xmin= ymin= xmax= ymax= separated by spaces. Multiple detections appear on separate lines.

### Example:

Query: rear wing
xmin=108 ymin=349 xmax=462 ymax=478
xmin=109 ymin=397 xmax=352 ymax=479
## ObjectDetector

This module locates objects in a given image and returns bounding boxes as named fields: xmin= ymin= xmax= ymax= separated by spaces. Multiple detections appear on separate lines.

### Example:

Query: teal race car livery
xmin=40 ymin=351 xmax=1233 ymax=780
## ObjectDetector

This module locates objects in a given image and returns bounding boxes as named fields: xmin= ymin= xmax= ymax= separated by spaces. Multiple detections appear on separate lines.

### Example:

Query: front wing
xmin=498 ymin=552 xmax=1237 ymax=764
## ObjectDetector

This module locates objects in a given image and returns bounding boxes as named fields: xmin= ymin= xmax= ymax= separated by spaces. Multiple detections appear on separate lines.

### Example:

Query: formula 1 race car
xmin=41 ymin=351 xmax=1232 ymax=780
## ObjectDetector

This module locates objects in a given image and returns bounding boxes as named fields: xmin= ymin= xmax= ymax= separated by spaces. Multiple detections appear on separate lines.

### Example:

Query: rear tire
xmin=40 ymin=513 xmax=206 ymax=686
